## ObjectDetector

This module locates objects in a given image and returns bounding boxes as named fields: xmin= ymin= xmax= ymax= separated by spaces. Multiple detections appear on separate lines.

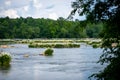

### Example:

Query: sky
xmin=0 ymin=0 xmax=86 ymax=20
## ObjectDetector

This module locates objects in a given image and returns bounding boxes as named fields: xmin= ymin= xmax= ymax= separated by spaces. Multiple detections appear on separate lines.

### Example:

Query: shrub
xmin=44 ymin=48 xmax=53 ymax=56
xmin=0 ymin=52 xmax=11 ymax=66
xmin=92 ymin=44 xmax=98 ymax=48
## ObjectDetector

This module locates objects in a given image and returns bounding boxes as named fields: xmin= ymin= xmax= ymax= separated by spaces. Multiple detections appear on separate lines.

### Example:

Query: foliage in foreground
xmin=0 ymin=52 xmax=11 ymax=66
xmin=70 ymin=0 xmax=120 ymax=80
xmin=90 ymin=38 xmax=120 ymax=80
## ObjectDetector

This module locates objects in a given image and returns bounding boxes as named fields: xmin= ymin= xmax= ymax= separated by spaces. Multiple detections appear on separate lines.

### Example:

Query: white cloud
xmin=23 ymin=5 xmax=29 ymax=12
xmin=5 ymin=0 xmax=11 ymax=6
xmin=0 ymin=9 xmax=19 ymax=18
xmin=33 ymin=0 xmax=42 ymax=9
xmin=0 ymin=0 xmax=86 ymax=20
xmin=49 ymin=13 xmax=58 ymax=20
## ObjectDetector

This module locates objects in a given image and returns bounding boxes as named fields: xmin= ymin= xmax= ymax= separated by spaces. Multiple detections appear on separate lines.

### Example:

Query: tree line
xmin=0 ymin=17 xmax=103 ymax=39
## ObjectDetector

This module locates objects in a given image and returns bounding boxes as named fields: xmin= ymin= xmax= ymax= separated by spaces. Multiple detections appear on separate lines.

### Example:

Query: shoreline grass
xmin=0 ymin=38 xmax=102 ymax=48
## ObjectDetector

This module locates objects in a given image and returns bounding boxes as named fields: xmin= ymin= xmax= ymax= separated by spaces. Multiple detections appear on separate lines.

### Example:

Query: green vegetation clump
xmin=75 ymin=40 xmax=89 ymax=43
xmin=0 ymin=39 xmax=16 ymax=45
xmin=17 ymin=39 xmax=74 ymax=44
xmin=34 ymin=40 xmax=74 ymax=43
xmin=29 ymin=43 xmax=54 ymax=48
xmin=0 ymin=52 xmax=11 ymax=66
xmin=53 ymin=43 xmax=80 ymax=48
xmin=92 ymin=44 xmax=100 ymax=48
xmin=86 ymin=41 xmax=101 ymax=48
xmin=29 ymin=43 xmax=80 ymax=48
xmin=44 ymin=48 xmax=53 ymax=56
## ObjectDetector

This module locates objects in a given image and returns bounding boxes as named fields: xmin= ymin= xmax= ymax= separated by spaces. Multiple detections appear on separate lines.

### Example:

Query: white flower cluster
xmin=0 ymin=52 xmax=11 ymax=57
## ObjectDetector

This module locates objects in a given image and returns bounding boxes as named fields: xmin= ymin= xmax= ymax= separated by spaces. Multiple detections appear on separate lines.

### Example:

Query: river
xmin=0 ymin=43 xmax=104 ymax=80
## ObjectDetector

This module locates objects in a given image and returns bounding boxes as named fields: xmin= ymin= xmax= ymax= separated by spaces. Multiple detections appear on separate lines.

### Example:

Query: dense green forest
xmin=0 ymin=17 xmax=103 ymax=39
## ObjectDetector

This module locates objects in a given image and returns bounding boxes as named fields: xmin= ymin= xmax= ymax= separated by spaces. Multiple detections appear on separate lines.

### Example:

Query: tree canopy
xmin=0 ymin=17 xmax=103 ymax=39
xmin=70 ymin=0 xmax=120 ymax=79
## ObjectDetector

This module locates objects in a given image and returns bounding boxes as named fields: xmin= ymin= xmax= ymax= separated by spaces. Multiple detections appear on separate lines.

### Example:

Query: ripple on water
xmin=0 ymin=44 xmax=104 ymax=80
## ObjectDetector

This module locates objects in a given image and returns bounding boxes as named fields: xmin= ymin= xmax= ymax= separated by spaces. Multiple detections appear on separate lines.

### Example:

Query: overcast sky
xmin=0 ymin=0 xmax=85 ymax=20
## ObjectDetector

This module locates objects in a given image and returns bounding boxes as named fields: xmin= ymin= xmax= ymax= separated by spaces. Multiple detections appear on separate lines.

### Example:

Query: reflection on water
xmin=0 ymin=64 xmax=11 ymax=70
xmin=0 ymin=64 xmax=11 ymax=79
xmin=0 ymin=43 xmax=104 ymax=80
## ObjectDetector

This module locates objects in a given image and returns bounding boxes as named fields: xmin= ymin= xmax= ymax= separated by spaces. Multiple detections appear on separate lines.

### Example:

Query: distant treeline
xmin=0 ymin=17 xmax=103 ymax=39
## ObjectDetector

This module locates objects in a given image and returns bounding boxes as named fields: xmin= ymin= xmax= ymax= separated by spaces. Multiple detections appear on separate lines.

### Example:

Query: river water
xmin=0 ymin=43 xmax=104 ymax=80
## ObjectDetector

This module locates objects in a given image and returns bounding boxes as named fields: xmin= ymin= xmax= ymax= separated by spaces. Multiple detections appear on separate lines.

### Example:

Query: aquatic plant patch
xmin=44 ymin=48 xmax=54 ymax=56
xmin=0 ymin=52 xmax=11 ymax=66
xmin=29 ymin=43 xmax=80 ymax=48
